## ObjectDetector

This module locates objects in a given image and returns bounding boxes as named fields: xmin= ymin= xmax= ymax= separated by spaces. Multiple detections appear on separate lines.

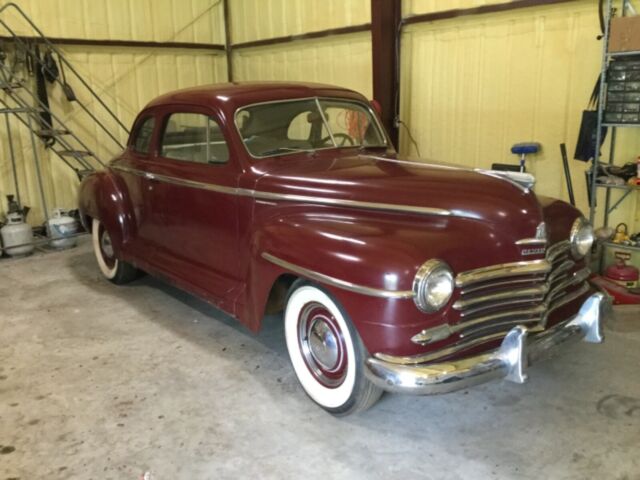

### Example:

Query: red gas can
xmin=605 ymin=259 xmax=640 ymax=289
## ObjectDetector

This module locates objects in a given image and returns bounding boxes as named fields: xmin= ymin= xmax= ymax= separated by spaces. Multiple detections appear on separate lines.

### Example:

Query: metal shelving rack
xmin=590 ymin=0 xmax=640 ymax=254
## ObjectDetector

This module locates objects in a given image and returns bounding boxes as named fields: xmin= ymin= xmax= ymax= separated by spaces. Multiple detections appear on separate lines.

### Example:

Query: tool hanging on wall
xmin=560 ymin=143 xmax=576 ymax=206
xmin=574 ymin=78 xmax=608 ymax=163
xmin=42 ymin=48 xmax=58 ymax=83
xmin=33 ymin=44 xmax=55 ymax=147
xmin=4 ymin=114 xmax=21 ymax=207
xmin=58 ymin=54 xmax=76 ymax=102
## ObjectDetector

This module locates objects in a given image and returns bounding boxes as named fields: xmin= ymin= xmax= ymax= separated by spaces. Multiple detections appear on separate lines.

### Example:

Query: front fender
xmin=243 ymin=205 xmax=523 ymax=356
xmin=77 ymin=170 xmax=136 ymax=255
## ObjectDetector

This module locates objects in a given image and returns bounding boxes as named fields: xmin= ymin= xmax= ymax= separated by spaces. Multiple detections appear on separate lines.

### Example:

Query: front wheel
xmin=91 ymin=219 xmax=139 ymax=284
xmin=284 ymin=281 xmax=382 ymax=415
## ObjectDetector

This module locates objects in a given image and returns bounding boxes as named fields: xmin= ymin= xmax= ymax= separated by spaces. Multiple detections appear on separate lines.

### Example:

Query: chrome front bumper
xmin=365 ymin=293 xmax=612 ymax=395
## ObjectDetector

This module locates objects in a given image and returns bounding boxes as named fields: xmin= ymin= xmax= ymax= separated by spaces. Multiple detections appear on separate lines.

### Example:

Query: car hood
xmin=250 ymin=151 xmax=545 ymax=236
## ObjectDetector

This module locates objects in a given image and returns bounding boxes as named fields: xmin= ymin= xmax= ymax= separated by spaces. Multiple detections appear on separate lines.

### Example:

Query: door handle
xmin=144 ymin=172 xmax=160 ymax=182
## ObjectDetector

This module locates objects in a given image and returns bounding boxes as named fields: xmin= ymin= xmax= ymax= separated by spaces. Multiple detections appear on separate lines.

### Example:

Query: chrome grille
xmin=411 ymin=241 xmax=591 ymax=349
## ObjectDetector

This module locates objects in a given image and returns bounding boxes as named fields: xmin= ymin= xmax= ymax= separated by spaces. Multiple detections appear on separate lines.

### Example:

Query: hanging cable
xmin=393 ymin=16 xmax=422 ymax=159
xmin=396 ymin=119 xmax=421 ymax=158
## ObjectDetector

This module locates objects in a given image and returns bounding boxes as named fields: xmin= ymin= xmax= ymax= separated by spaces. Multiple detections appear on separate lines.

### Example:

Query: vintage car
xmin=79 ymin=82 xmax=610 ymax=415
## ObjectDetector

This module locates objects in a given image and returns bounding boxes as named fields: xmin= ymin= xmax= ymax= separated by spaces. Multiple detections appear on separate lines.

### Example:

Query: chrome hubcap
xmin=100 ymin=229 xmax=114 ymax=258
xmin=308 ymin=318 xmax=339 ymax=370
xmin=298 ymin=302 xmax=347 ymax=388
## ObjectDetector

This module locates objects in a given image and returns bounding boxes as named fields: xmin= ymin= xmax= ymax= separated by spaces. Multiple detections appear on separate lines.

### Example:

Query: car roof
xmin=144 ymin=81 xmax=368 ymax=112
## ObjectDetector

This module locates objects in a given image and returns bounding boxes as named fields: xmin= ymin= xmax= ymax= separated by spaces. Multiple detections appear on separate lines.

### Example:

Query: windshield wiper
xmin=260 ymin=147 xmax=313 ymax=156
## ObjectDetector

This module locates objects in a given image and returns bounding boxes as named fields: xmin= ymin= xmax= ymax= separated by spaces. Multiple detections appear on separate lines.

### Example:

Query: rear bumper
xmin=365 ymin=292 xmax=612 ymax=395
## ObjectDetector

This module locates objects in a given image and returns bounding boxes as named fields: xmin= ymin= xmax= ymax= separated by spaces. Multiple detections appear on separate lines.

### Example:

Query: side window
xmin=160 ymin=112 xmax=229 ymax=164
xmin=132 ymin=117 xmax=155 ymax=154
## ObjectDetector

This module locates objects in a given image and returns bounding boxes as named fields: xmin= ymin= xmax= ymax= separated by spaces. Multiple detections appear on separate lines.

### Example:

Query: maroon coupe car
xmin=79 ymin=82 xmax=609 ymax=415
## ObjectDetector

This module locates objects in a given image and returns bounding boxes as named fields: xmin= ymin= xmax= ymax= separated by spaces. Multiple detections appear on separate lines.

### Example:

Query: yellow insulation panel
xmin=229 ymin=0 xmax=370 ymax=44
xmin=232 ymin=33 xmax=373 ymax=98
xmin=1 ymin=0 xmax=226 ymax=44
xmin=399 ymin=0 xmax=639 ymax=229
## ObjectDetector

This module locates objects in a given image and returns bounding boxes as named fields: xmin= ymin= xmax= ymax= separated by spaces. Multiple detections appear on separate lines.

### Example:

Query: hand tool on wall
xmin=4 ymin=114 xmax=21 ymax=207
xmin=560 ymin=143 xmax=576 ymax=206
xmin=58 ymin=54 xmax=76 ymax=102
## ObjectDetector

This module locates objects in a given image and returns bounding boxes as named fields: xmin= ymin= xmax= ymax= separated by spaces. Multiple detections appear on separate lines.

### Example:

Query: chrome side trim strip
xmin=261 ymin=252 xmax=414 ymax=299
xmin=111 ymin=165 xmax=453 ymax=218
xmin=455 ymin=260 xmax=550 ymax=287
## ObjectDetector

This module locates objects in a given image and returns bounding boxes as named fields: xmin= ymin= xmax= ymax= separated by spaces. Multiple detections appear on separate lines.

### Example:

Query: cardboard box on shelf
xmin=609 ymin=16 xmax=640 ymax=53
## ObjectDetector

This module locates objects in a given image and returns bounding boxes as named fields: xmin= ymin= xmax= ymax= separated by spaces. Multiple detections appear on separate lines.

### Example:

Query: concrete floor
xmin=0 ymin=239 xmax=639 ymax=480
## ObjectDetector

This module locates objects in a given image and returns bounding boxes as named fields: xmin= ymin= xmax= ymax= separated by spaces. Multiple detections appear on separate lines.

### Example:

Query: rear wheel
xmin=91 ymin=219 xmax=139 ymax=284
xmin=284 ymin=281 xmax=382 ymax=415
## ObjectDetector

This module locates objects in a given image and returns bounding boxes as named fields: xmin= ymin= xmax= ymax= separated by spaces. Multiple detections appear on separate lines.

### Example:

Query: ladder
xmin=0 ymin=2 xmax=129 ymax=179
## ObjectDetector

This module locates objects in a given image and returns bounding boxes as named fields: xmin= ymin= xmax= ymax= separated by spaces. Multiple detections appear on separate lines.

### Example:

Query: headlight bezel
xmin=570 ymin=217 xmax=594 ymax=259
xmin=412 ymin=259 xmax=455 ymax=313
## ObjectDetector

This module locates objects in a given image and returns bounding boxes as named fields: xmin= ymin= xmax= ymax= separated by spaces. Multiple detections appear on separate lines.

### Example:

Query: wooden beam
xmin=0 ymin=35 xmax=226 ymax=52
xmin=371 ymin=0 xmax=401 ymax=148
xmin=402 ymin=0 xmax=578 ymax=26
xmin=231 ymin=24 xmax=371 ymax=50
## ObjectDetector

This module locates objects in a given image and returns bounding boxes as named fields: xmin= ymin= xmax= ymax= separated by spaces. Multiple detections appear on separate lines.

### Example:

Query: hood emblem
xmin=516 ymin=223 xmax=548 ymax=256
xmin=535 ymin=222 xmax=548 ymax=242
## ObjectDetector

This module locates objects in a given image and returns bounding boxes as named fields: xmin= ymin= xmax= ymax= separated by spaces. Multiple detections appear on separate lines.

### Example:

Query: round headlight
xmin=570 ymin=217 xmax=594 ymax=259
xmin=412 ymin=260 xmax=454 ymax=313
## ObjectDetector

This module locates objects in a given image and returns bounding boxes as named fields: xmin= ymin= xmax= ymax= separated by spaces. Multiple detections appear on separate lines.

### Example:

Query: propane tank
xmin=47 ymin=208 xmax=79 ymax=249
xmin=1 ymin=211 xmax=34 ymax=257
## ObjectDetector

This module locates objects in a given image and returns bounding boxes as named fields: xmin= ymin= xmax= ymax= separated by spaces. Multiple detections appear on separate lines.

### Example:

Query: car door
xmin=141 ymin=105 xmax=242 ymax=304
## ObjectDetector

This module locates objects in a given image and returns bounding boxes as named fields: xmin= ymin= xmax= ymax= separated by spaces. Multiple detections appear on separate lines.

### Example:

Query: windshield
xmin=235 ymin=98 xmax=387 ymax=158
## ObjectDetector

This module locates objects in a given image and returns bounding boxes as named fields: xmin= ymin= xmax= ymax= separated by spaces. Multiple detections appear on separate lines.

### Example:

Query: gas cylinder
xmin=47 ymin=208 xmax=79 ymax=249
xmin=605 ymin=259 xmax=639 ymax=289
xmin=1 ymin=212 xmax=34 ymax=257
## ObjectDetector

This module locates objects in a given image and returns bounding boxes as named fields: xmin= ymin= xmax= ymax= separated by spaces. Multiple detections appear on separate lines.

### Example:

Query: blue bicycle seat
xmin=511 ymin=142 xmax=540 ymax=155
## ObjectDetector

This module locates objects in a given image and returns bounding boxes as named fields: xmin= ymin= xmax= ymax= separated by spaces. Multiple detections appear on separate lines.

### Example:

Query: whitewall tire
xmin=91 ymin=219 xmax=139 ymax=284
xmin=284 ymin=282 xmax=382 ymax=415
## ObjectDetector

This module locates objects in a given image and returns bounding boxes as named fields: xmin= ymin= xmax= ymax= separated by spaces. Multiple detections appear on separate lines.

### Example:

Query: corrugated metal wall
xmin=0 ymin=0 xmax=227 ymax=225
xmin=232 ymin=34 xmax=373 ymax=98
xmin=229 ymin=0 xmax=372 ymax=97
xmin=399 ymin=0 xmax=639 ymax=229
xmin=230 ymin=0 xmax=370 ymax=43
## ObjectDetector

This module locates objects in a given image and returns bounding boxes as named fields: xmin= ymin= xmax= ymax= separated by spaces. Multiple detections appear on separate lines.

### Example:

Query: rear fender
xmin=77 ymin=170 xmax=136 ymax=256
